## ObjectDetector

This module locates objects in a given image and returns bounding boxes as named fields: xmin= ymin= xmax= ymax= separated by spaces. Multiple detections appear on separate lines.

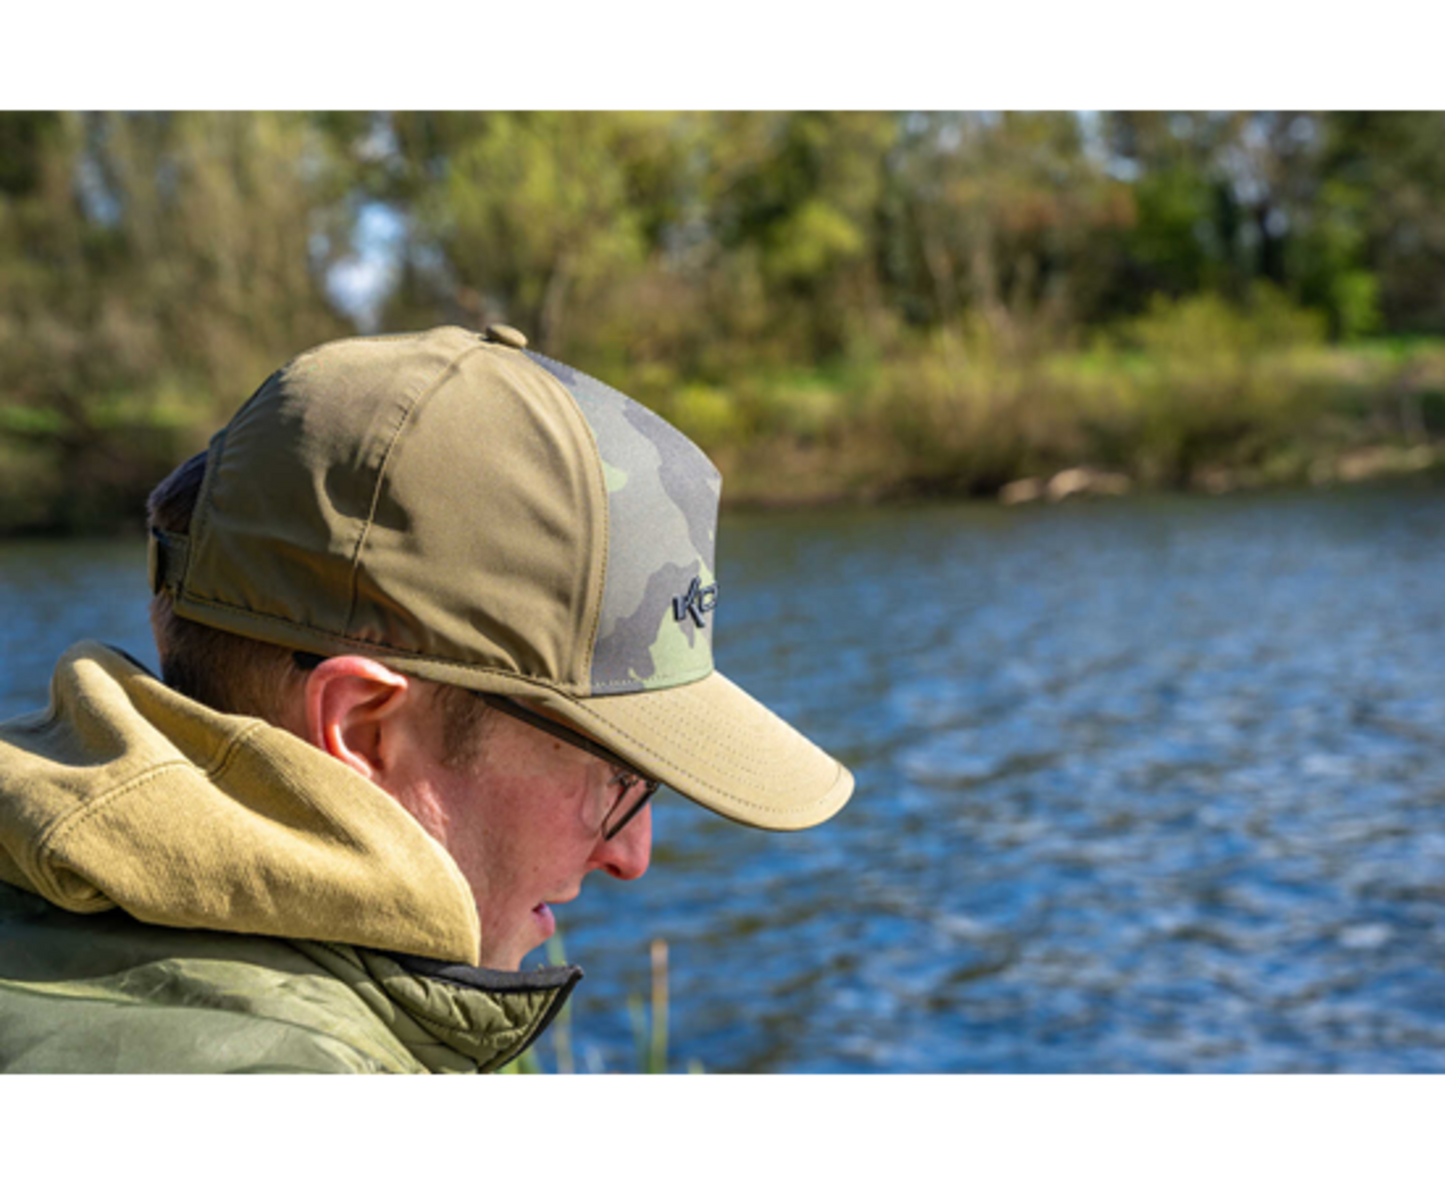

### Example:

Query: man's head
xmin=149 ymin=449 xmax=651 ymax=969
xmin=146 ymin=325 xmax=853 ymax=969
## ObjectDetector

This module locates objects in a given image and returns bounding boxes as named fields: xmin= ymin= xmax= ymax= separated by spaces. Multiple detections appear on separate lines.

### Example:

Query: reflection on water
xmin=4 ymin=485 xmax=1445 ymax=1071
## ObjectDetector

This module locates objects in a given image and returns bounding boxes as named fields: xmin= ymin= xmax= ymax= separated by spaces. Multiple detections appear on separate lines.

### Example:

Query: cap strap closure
xmin=148 ymin=529 xmax=190 ymax=596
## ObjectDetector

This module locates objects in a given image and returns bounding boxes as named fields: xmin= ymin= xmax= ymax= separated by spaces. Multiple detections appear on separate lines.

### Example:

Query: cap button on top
xmin=484 ymin=324 xmax=528 ymax=349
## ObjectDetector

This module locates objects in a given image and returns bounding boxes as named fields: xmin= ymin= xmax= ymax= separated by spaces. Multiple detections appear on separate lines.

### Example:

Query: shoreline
xmin=719 ymin=440 xmax=1445 ymax=514
xmin=1 ymin=443 xmax=1440 ymax=540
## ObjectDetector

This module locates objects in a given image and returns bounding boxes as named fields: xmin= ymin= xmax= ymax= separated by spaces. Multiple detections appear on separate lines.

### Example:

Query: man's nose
xmin=593 ymin=802 xmax=652 ymax=881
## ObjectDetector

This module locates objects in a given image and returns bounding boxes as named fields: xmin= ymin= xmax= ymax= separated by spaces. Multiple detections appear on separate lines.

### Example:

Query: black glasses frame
xmin=291 ymin=652 xmax=657 ymax=840
xmin=472 ymin=692 xmax=660 ymax=841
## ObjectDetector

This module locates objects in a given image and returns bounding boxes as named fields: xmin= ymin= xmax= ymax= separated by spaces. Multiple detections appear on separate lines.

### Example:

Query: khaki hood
xmin=0 ymin=642 xmax=482 ymax=964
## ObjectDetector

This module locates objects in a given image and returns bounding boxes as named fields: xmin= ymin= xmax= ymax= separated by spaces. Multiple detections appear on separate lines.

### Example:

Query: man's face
xmin=406 ymin=698 xmax=654 ymax=971
xmin=300 ymin=659 xmax=654 ymax=971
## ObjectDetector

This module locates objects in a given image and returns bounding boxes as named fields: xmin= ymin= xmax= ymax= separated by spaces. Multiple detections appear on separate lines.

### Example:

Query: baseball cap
xmin=149 ymin=325 xmax=853 ymax=830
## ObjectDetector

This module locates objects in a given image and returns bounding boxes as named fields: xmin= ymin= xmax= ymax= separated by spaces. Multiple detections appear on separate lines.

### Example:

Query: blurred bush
xmin=5 ymin=111 xmax=1445 ymax=530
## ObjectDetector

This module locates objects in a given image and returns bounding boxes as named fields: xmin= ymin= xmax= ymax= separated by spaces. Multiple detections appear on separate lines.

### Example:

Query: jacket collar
xmin=293 ymin=941 xmax=583 ymax=1072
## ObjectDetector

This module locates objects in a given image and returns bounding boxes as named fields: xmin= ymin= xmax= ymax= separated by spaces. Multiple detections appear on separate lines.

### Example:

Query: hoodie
xmin=0 ymin=642 xmax=578 ymax=1072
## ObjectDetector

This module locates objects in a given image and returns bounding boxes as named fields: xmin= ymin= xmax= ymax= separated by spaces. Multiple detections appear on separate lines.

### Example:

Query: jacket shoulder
xmin=0 ymin=886 xmax=425 ymax=1074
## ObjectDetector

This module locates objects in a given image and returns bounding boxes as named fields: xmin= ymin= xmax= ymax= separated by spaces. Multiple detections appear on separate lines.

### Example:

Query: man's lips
xmin=531 ymin=884 xmax=583 ymax=937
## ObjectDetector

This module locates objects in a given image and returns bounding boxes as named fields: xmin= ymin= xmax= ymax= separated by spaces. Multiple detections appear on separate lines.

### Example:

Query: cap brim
xmin=541 ymin=671 xmax=853 ymax=832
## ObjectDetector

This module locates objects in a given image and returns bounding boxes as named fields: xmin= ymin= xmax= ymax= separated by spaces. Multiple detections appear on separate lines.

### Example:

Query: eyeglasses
xmin=292 ymin=653 xmax=658 ymax=839
xmin=473 ymin=693 xmax=660 ymax=842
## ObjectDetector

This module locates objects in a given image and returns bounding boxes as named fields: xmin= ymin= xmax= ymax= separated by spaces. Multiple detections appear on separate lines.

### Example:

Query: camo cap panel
xmin=524 ymin=351 xmax=721 ymax=695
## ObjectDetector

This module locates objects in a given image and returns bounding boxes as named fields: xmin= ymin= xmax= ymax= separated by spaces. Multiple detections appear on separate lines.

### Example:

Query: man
xmin=0 ymin=324 xmax=853 ymax=1072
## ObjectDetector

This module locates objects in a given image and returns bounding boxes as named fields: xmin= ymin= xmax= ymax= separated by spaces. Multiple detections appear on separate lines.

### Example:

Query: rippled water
xmin=5 ymin=484 xmax=1445 ymax=1071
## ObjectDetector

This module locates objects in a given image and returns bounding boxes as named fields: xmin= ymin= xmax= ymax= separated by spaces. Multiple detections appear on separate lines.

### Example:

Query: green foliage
xmin=0 ymin=112 xmax=351 ymax=531
xmin=1078 ymin=291 xmax=1324 ymax=485
xmin=418 ymin=113 xmax=676 ymax=352
xmin=1330 ymin=270 xmax=1383 ymax=341
xmin=670 ymin=384 xmax=744 ymax=451
xmin=766 ymin=198 xmax=866 ymax=281
xmin=6 ymin=110 xmax=1445 ymax=531
xmin=1124 ymin=285 xmax=1327 ymax=359
xmin=1129 ymin=165 xmax=1218 ymax=295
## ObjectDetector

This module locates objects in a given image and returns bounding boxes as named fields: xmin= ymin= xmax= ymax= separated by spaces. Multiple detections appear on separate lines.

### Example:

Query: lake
xmin=4 ymin=482 xmax=1445 ymax=1072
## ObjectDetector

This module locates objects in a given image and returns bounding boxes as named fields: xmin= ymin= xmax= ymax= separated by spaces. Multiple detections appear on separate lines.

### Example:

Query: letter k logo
xmin=673 ymin=576 xmax=719 ymax=628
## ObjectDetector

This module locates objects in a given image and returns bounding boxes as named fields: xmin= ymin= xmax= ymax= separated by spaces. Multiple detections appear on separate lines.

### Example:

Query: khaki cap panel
xmin=184 ymin=341 xmax=432 ymax=637
xmin=346 ymin=347 xmax=604 ymax=689
xmin=174 ymin=329 xmax=607 ymax=692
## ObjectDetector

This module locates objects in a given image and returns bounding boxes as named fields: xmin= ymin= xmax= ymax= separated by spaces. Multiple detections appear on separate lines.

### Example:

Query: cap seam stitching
xmin=346 ymin=341 xmax=488 ymax=632
xmin=183 ymin=426 xmax=232 ymax=596
xmin=520 ymin=349 xmax=610 ymax=694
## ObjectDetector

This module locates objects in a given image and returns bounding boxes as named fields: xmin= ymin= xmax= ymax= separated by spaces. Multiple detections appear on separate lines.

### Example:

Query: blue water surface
xmin=4 ymin=483 xmax=1445 ymax=1071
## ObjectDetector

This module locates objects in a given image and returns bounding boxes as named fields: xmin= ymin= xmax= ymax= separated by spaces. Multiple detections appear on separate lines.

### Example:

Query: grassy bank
xmin=649 ymin=300 xmax=1445 ymax=508
xmin=4 ymin=296 xmax=1445 ymax=535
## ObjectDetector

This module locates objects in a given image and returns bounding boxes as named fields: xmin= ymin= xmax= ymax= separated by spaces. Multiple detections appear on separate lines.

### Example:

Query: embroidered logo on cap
xmin=673 ymin=577 xmax=719 ymax=627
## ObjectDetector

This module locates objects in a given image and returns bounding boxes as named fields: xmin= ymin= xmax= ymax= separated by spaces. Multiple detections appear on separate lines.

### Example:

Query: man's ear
xmin=303 ymin=656 xmax=412 ymax=782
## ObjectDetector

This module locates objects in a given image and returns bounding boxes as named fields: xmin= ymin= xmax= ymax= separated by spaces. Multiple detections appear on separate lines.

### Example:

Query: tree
xmin=0 ymin=112 xmax=350 ymax=530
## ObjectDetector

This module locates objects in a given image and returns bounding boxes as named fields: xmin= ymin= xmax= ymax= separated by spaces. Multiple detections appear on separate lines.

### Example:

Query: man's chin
xmin=475 ymin=904 xmax=557 ymax=971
